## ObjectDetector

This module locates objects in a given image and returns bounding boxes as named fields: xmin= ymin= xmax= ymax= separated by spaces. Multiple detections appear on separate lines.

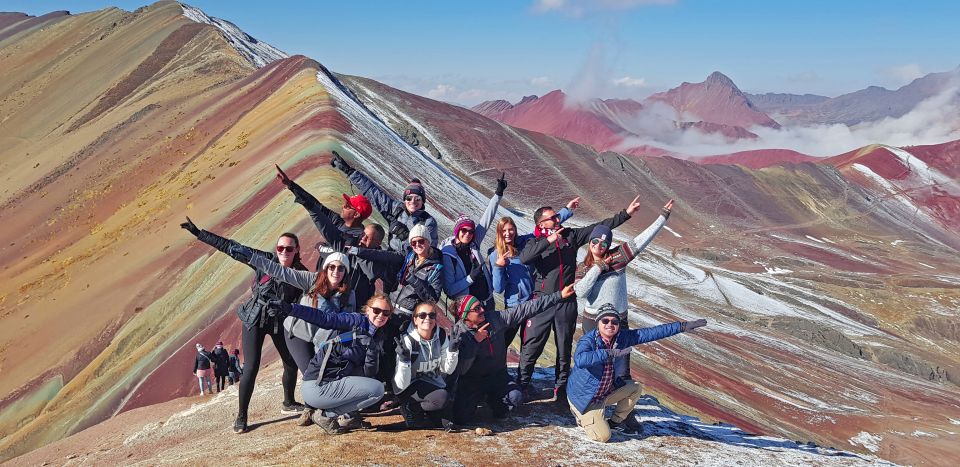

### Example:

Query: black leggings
xmin=284 ymin=331 xmax=316 ymax=375
xmin=239 ymin=325 xmax=298 ymax=419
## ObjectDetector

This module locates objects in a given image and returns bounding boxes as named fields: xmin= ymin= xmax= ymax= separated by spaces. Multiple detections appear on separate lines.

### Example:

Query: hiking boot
xmin=310 ymin=411 xmax=341 ymax=435
xmin=339 ymin=412 xmax=372 ymax=431
xmin=610 ymin=413 xmax=642 ymax=434
xmin=281 ymin=401 xmax=306 ymax=415
xmin=379 ymin=397 xmax=399 ymax=412
xmin=553 ymin=386 xmax=567 ymax=403
xmin=233 ymin=416 xmax=248 ymax=434
xmin=297 ymin=408 xmax=315 ymax=427
xmin=440 ymin=418 xmax=455 ymax=432
xmin=400 ymin=403 xmax=431 ymax=429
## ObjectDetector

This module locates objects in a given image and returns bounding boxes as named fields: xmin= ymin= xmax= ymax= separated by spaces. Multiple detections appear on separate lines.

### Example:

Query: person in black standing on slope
xmin=516 ymin=195 xmax=643 ymax=403
xmin=228 ymin=348 xmax=243 ymax=385
xmin=275 ymin=164 xmax=391 ymax=306
xmin=180 ymin=217 xmax=306 ymax=433
xmin=211 ymin=341 xmax=231 ymax=392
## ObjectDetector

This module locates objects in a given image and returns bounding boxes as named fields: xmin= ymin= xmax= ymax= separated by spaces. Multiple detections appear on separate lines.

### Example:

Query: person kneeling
xmin=269 ymin=294 xmax=392 ymax=435
xmin=567 ymin=305 xmax=706 ymax=442
xmin=394 ymin=303 xmax=460 ymax=430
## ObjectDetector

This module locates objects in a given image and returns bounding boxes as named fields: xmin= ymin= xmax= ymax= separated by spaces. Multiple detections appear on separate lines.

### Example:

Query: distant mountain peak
xmin=705 ymin=71 xmax=736 ymax=88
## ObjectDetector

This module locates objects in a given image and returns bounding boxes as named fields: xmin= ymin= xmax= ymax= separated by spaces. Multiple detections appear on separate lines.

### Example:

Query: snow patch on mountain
xmin=180 ymin=3 xmax=287 ymax=68
xmin=849 ymin=431 xmax=883 ymax=453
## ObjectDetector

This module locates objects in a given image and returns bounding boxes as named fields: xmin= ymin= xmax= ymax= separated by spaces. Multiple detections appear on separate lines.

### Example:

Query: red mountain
xmin=695 ymin=149 xmax=815 ymax=168
xmin=645 ymin=71 xmax=781 ymax=129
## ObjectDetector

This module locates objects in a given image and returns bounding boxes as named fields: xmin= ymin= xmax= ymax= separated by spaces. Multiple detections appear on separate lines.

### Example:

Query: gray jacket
xmin=393 ymin=324 xmax=459 ymax=393
xmin=349 ymin=169 xmax=438 ymax=253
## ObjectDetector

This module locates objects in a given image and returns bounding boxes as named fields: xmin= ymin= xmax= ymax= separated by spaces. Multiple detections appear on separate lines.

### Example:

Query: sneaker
xmin=281 ymin=401 xmax=306 ymax=415
xmin=297 ymin=408 xmax=315 ymax=427
xmin=379 ymin=398 xmax=399 ymax=412
xmin=339 ymin=412 xmax=372 ymax=430
xmin=440 ymin=418 xmax=455 ymax=432
xmin=310 ymin=411 xmax=342 ymax=435
xmin=233 ymin=416 xmax=248 ymax=434
xmin=610 ymin=414 xmax=642 ymax=434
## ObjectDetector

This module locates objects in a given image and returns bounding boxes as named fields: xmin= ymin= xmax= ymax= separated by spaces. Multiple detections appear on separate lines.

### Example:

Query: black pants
xmin=284 ymin=331 xmax=316 ymax=375
xmin=238 ymin=325 xmax=298 ymax=419
xmin=216 ymin=374 xmax=227 ymax=391
xmin=375 ymin=314 xmax=409 ymax=390
xmin=517 ymin=298 xmax=577 ymax=389
xmin=452 ymin=369 xmax=511 ymax=424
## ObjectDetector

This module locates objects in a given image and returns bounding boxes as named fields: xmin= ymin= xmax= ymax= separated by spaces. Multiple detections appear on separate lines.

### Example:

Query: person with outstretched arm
xmin=266 ymin=294 xmax=393 ymax=435
xmin=393 ymin=302 xmax=460 ymax=430
xmin=180 ymin=217 xmax=306 ymax=433
xmin=567 ymin=305 xmax=706 ymax=442
xmin=440 ymin=173 xmax=507 ymax=311
xmin=516 ymin=196 xmax=644 ymax=402
xmin=331 ymin=150 xmax=438 ymax=253
xmin=449 ymin=284 xmax=576 ymax=424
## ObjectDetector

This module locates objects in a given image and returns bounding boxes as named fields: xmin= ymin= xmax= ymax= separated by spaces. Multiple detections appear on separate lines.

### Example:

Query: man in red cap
xmin=275 ymin=164 xmax=371 ymax=245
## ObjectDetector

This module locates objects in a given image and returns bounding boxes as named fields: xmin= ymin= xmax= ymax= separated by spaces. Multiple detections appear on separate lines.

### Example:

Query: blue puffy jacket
xmin=567 ymin=322 xmax=682 ymax=414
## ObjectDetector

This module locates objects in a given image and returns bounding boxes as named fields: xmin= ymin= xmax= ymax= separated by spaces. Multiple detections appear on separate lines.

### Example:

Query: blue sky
xmin=8 ymin=0 xmax=960 ymax=105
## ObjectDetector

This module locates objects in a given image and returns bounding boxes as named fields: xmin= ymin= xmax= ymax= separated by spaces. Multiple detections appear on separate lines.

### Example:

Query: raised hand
xmin=546 ymin=226 xmax=566 ymax=244
xmin=330 ymin=150 xmax=355 ymax=175
xmin=682 ymin=318 xmax=707 ymax=332
xmin=625 ymin=195 xmax=642 ymax=216
xmin=661 ymin=199 xmax=674 ymax=218
xmin=180 ymin=217 xmax=201 ymax=236
xmin=495 ymin=252 xmax=510 ymax=267
xmin=448 ymin=330 xmax=463 ymax=352
xmin=495 ymin=172 xmax=508 ymax=197
xmin=474 ymin=323 xmax=490 ymax=342
xmin=560 ymin=283 xmax=576 ymax=299
xmin=566 ymin=196 xmax=581 ymax=210
xmin=275 ymin=164 xmax=291 ymax=186
xmin=395 ymin=337 xmax=412 ymax=362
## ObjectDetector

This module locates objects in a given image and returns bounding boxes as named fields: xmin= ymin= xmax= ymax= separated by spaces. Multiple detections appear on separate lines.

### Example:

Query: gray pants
xmin=302 ymin=377 xmax=384 ymax=417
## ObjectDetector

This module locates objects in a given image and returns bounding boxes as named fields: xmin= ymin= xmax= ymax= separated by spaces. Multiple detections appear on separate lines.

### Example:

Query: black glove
xmin=495 ymin=172 xmax=507 ymax=197
xmin=330 ymin=150 xmax=355 ymax=175
xmin=180 ymin=217 xmax=201 ymax=237
xmin=265 ymin=300 xmax=291 ymax=318
xmin=395 ymin=337 xmax=412 ymax=362
xmin=448 ymin=330 xmax=463 ymax=352
xmin=468 ymin=263 xmax=484 ymax=283
xmin=228 ymin=243 xmax=254 ymax=263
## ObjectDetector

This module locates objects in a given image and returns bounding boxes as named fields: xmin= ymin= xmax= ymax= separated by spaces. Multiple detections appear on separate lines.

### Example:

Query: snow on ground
xmin=663 ymin=226 xmax=683 ymax=238
xmin=883 ymin=145 xmax=960 ymax=195
xmin=850 ymin=163 xmax=935 ymax=224
xmin=848 ymin=431 xmax=882 ymax=453
xmin=180 ymin=3 xmax=287 ymax=68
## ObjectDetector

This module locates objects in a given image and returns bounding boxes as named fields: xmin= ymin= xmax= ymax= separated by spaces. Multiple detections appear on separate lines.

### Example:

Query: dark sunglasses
xmin=539 ymin=214 xmax=559 ymax=224
xmin=410 ymin=238 xmax=427 ymax=246
xmin=470 ymin=304 xmax=485 ymax=314
xmin=416 ymin=312 xmax=437 ymax=320
xmin=459 ymin=228 xmax=475 ymax=235
xmin=369 ymin=306 xmax=393 ymax=316
xmin=326 ymin=264 xmax=346 ymax=272
xmin=600 ymin=317 xmax=620 ymax=326
xmin=276 ymin=245 xmax=297 ymax=253
xmin=590 ymin=238 xmax=610 ymax=248
xmin=404 ymin=195 xmax=422 ymax=202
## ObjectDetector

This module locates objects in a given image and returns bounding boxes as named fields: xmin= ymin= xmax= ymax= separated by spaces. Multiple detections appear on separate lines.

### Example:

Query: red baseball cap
xmin=343 ymin=194 xmax=373 ymax=220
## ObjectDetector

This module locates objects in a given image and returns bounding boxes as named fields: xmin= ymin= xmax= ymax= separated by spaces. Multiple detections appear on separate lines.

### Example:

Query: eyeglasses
xmin=459 ymin=228 xmax=475 ymax=235
xmin=326 ymin=264 xmax=346 ymax=273
xmin=590 ymin=238 xmax=610 ymax=248
xmin=600 ymin=318 xmax=620 ymax=326
xmin=369 ymin=307 xmax=393 ymax=316
xmin=276 ymin=245 xmax=297 ymax=253
xmin=415 ymin=312 xmax=437 ymax=320
xmin=470 ymin=304 xmax=485 ymax=314
xmin=404 ymin=195 xmax=422 ymax=202
xmin=539 ymin=214 xmax=559 ymax=224
xmin=410 ymin=238 xmax=427 ymax=246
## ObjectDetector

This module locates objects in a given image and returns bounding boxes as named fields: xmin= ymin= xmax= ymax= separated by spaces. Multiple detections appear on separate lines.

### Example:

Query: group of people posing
xmin=192 ymin=341 xmax=243 ymax=395
xmin=180 ymin=151 xmax=706 ymax=442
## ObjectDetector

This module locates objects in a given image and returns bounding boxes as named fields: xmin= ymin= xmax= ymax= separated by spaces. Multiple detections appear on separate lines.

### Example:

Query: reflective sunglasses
xmin=410 ymin=238 xmax=427 ymax=246
xmin=415 ymin=312 xmax=437 ymax=320
xmin=600 ymin=317 xmax=620 ymax=326
xmin=590 ymin=238 xmax=610 ymax=248
xmin=369 ymin=306 xmax=393 ymax=316
xmin=404 ymin=195 xmax=422 ymax=202
xmin=276 ymin=245 xmax=297 ymax=253
xmin=326 ymin=264 xmax=346 ymax=273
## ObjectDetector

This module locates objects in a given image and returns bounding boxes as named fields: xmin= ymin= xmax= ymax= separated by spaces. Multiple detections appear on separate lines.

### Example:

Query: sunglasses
xmin=539 ymin=214 xmax=559 ymax=224
xmin=276 ymin=245 xmax=297 ymax=253
xmin=369 ymin=306 xmax=393 ymax=316
xmin=590 ymin=238 xmax=610 ymax=248
xmin=600 ymin=317 xmax=620 ymax=326
xmin=470 ymin=304 xmax=485 ymax=314
xmin=415 ymin=312 xmax=437 ymax=320
xmin=404 ymin=195 xmax=422 ymax=202
xmin=410 ymin=238 xmax=427 ymax=246
xmin=459 ymin=228 xmax=475 ymax=235
xmin=326 ymin=264 xmax=346 ymax=272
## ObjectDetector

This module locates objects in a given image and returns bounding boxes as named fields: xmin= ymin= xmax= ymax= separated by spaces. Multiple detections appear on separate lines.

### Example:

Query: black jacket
xmin=228 ymin=354 xmax=243 ymax=374
xmin=193 ymin=351 xmax=214 ymax=372
xmin=519 ymin=210 xmax=631 ymax=296
xmin=356 ymin=246 xmax=443 ymax=314
xmin=211 ymin=347 xmax=230 ymax=376
xmin=196 ymin=230 xmax=304 ymax=332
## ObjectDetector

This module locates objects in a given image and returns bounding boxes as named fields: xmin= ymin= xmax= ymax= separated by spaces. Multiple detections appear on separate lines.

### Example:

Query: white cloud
xmin=532 ymin=0 xmax=677 ymax=17
xmin=530 ymin=76 xmax=552 ymax=86
xmin=884 ymin=63 xmax=924 ymax=87
xmin=612 ymin=76 xmax=647 ymax=88
xmin=426 ymin=84 xmax=456 ymax=99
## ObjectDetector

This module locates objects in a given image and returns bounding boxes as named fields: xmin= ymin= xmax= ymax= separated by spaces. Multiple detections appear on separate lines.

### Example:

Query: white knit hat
xmin=322 ymin=252 xmax=351 ymax=273
xmin=408 ymin=224 xmax=429 ymax=243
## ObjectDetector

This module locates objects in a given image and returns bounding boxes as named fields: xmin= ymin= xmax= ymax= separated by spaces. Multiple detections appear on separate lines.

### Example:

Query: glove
xmin=468 ymin=264 xmax=484 ymax=283
xmin=681 ymin=319 xmax=707 ymax=332
xmin=448 ymin=330 xmax=463 ymax=352
xmin=495 ymin=172 xmax=507 ymax=197
xmin=609 ymin=347 xmax=632 ymax=359
xmin=343 ymin=246 xmax=359 ymax=255
xmin=395 ymin=337 xmax=412 ymax=362
xmin=180 ymin=217 xmax=201 ymax=237
xmin=330 ymin=150 xmax=355 ymax=175
xmin=265 ymin=300 xmax=291 ymax=318
xmin=228 ymin=243 xmax=254 ymax=263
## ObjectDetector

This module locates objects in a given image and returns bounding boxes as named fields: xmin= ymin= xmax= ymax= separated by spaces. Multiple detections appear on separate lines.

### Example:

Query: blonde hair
xmin=495 ymin=217 xmax=518 ymax=259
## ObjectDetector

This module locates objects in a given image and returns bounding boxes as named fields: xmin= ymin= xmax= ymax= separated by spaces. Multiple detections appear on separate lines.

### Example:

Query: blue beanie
xmin=589 ymin=224 xmax=612 ymax=243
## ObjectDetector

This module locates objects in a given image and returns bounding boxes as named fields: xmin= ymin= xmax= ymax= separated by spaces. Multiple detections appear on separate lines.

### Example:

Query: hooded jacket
xmin=440 ymin=193 xmax=502 ymax=302
xmin=211 ymin=347 xmax=230 ymax=376
xmin=453 ymin=291 xmax=561 ymax=377
xmin=355 ymin=246 xmax=444 ymax=315
xmin=489 ymin=207 xmax=573 ymax=307
xmin=195 ymin=231 xmax=304 ymax=331
xmin=567 ymin=322 xmax=682 ymax=414
xmin=519 ymin=210 xmax=631 ymax=298
xmin=394 ymin=324 xmax=459 ymax=392
xmin=288 ymin=304 xmax=385 ymax=383
xmin=349 ymin=170 xmax=438 ymax=253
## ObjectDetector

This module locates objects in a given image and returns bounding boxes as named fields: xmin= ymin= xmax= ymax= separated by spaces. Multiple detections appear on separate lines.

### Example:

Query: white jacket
xmin=393 ymin=323 xmax=459 ymax=392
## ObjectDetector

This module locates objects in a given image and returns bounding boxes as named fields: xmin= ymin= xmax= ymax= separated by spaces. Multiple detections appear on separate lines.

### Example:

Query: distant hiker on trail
xmin=276 ymin=164 xmax=389 ymax=306
xmin=448 ymin=285 xmax=576 ymax=425
xmin=212 ymin=341 xmax=231 ymax=392
xmin=575 ymin=199 xmax=674 ymax=334
xmin=393 ymin=302 xmax=459 ymax=430
xmin=193 ymin=343 xmax=214 ymax=395
xmin=439 ymin=173 xmax=506 ymax=312
xmin=489 ymin=197 xmax=578 ymax=349
xmin=567 ymin=306 xmax=706 ymax=442
xmin=266 ymin=294 xmax=393 ymax=435
xmin=242 ymin=246 xmax=356 ymax=376
xmin=331 ymin=150 xmax=438 ymax=253
xmin=516 ymin=196 xmax=643 ymax=404
xmin=228 ymin=349 xmax=243 ymax=385
xmin=180 ymin=218 xmax=306 ymax=434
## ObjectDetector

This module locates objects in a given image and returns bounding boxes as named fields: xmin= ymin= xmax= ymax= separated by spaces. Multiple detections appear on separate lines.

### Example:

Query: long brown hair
xmin=495 ymin=217 xmax=518 ymax=259
xmin=309 ymin=260 xmax=350 ymax=301
xmin=279 ymin=232 xmax=308 ymax=271
xmin=580 ymin=242 xmax=611 ymax=270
